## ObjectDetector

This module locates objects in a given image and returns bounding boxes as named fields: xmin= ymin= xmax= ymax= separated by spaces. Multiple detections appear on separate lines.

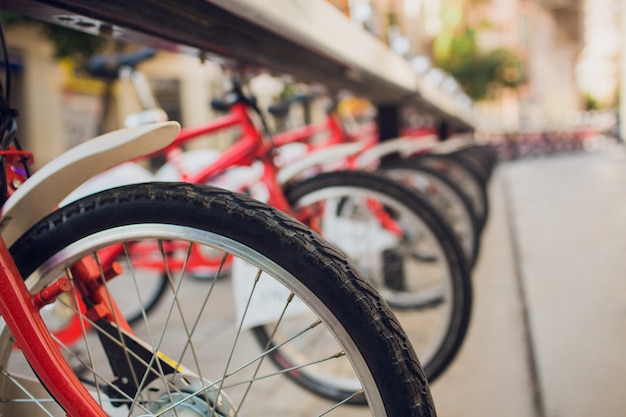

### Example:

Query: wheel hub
xmin=143 ymin=373 xmax=235 ymax=417
xmin=148 ymin=392 xmax=216 ymax=417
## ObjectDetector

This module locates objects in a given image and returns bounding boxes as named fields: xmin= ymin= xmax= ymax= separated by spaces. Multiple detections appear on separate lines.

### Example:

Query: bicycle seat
xmin=86 ymin=48 xmax=155 ymax=79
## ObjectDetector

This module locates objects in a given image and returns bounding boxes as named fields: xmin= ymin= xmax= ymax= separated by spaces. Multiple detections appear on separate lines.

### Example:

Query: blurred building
xmin=334 ymin=0 xmax=625 ymax=135
xmin=576 ymin=0 xmax=620 ymax=108
xmin=347 ymin=0 xmax=586 ymax=130
xmin=505 ymin=0 xmax=583 ymax=130
xmin=4 ymin=0 xmax=626 ymax=163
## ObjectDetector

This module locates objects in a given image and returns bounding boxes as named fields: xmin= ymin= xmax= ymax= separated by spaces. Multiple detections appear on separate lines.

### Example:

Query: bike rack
xmin=2 ymin=0 xmax=475 ymax=136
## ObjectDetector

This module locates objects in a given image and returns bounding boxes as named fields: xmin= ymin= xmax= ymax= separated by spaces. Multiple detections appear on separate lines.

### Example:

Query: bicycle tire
xmin=377 ymin=161 xmax=481 ymax=268
xmin=3 ymin=182 xmax=436 ymax=417
xmin=446 ymin=147 xmax=491 ymax=187
xmin=252 ymin=170 xmax=472 ymax=402
xmin=404 ymin=154 xmax=490 ymax=230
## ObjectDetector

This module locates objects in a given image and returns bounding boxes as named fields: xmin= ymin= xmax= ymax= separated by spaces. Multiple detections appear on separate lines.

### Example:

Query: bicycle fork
xmin=0 ymin=243 xmax=131 ymax=416
xmin=0 ymin=238 xmax=107 ymax=417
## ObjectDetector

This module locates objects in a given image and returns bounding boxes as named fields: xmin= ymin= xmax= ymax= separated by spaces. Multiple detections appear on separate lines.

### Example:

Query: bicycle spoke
xmin=236 ymin=290 xmax=296 ymax=413
xmin=0 ymin=370 xmax=57 ymax=417
xmin=222 ymin=350 xmax=347 ymax=390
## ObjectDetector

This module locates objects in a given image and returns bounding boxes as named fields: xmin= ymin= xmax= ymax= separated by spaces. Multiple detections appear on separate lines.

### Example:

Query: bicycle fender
xmin=354 ymin=135 xmax=439 ymax=168
xmin=432 ymin=134 xmax=475 ymax=154
xmin=0 ymin=121 xmax=180 ymax=246
xmin=276 ymin=142 xmax=365 ymax=185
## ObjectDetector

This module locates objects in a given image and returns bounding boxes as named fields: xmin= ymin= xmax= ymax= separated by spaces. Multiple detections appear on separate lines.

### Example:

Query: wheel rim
xmin=292 ymin=186 xmax=456 ymax=370
xmin=0 ymin=224 xmax=388 ymax=416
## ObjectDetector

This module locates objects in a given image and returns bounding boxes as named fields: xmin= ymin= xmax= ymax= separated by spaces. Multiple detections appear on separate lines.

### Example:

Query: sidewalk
xmin=430 ymin=146 xmax=626 ymax=417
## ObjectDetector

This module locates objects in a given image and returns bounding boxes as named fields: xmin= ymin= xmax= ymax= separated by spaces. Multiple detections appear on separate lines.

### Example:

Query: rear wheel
xmin=252 ymin=171 xmax=472 ymax=401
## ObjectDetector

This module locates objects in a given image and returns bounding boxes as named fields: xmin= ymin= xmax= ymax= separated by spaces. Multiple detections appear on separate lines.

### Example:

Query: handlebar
xmin=210 ymin=79 xmax=259 ymax=111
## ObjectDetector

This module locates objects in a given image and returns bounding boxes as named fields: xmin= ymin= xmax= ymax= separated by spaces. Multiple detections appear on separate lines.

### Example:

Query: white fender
xmin=276 ymin=142 xmax=366 ymax=185
xmin=432 ymin=135 xmax=475 ymax=154
xmin=355 ymin=135 xmax=439 ymax=167
xmin=0 ymin=121 xmax=180 ymax=246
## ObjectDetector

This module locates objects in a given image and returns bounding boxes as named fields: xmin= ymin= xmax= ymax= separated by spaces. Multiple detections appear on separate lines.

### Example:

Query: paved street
xmin=431 ymin=144 xmax=626 ymax=417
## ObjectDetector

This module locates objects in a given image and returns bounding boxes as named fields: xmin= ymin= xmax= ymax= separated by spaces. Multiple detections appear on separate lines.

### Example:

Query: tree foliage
xmin=432 ymin=4 xmax=523 ymax=101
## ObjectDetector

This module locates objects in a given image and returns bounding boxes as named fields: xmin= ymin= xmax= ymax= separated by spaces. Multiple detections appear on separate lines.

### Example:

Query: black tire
xmin=447 ymin=147 xmax=491 ymax=186
xmin=252 ymin=170 xmax=472 ymax=400
xmin=405 ymin=154 xmax=490 ymax=231
xmin=5 ymin=183 xmax=436 ymax=417
xmin=378 ymin=161 xmax=481 ymax=268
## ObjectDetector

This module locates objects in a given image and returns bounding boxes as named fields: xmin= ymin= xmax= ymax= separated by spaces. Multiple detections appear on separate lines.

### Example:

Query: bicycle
xmin=79 ymin=49 xmax=473 ymax=395
xmin=0 ymin=20 xmax=436 ymax=416
xmin=267 ymin=95 xmax=483 ymax=267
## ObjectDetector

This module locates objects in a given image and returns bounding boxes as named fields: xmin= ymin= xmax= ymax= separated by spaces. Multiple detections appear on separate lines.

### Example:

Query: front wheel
xmin=1 ymin=182 xmax=435 ymax=417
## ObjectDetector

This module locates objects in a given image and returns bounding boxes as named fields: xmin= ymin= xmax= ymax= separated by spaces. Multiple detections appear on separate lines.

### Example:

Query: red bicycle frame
xmin=140 ymin=97 xmax=410 ymax=243
xmin=152 ymin=102 xmax=295 ymax=214
xmin=0 ymin=238 xmax=110 ymax=416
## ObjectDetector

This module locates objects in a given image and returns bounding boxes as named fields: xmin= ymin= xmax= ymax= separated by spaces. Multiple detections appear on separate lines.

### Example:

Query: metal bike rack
xmin=2 ymin=0 xmax=474 ymax=134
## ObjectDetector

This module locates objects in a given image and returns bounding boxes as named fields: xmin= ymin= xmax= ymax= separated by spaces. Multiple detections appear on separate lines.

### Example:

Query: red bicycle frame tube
xmin=181 ymin=103 xmax=269 ymax=183
xmin=145 ymin=102 xmax=400 ymax=221
xmin=0 ymin=238 xmax=106 ymax=417
xmin=270 ymin=110 xmax=354 ymax=149
xmin=155 ymin=102 xmax=295 ymax=215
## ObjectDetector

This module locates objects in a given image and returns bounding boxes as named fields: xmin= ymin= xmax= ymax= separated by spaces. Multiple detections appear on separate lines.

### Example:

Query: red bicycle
xmin=267 ymin=95 xmax=483 ymax=267
xmin=78 ymin=50 xmax=472 ymax=396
